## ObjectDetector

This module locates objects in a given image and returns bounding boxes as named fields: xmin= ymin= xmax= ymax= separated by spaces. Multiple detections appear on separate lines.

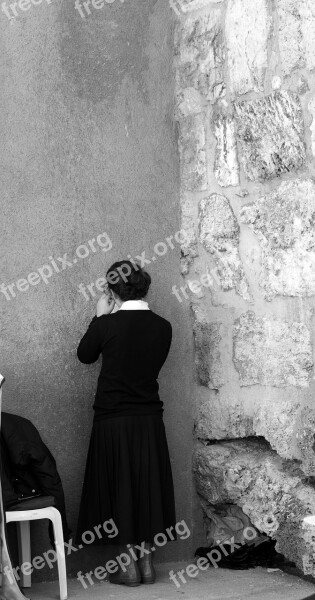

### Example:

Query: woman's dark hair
xmin=106 ymin=260 xmax=151 ymax=301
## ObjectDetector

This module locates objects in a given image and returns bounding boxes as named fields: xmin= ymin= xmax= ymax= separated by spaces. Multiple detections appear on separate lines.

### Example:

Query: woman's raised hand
xmin=96 ymin=291 xmax=115 ymax=316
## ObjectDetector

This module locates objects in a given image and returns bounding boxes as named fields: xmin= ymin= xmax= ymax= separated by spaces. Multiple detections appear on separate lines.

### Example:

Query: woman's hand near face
xmin=96 ymin=292 xmax=115 ymax=317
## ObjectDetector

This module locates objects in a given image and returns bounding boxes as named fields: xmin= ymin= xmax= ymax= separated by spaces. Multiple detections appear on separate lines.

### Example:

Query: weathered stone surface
xmin=277 ymin=0 xmax=303 ymax=76
xmin=176 ymin=8 xmax=224 ymax=101
xmin=179 ymin=0 xmax=223 ymax=11
xmin=253 ymin=401 xmax=300 ymax=459
xmin=193 ymin=314 xmax=225 ymax=388
xmin=235 ymin=91 xmax=306 ymax=182
xmin=240 ymin=179 xmax=315 ymax=300
xmin=296 ymin=407 xmax=315 ymax=476
xmin=178 ymin=114 xmax=207 ymax=191
xmin=225 ymin=0 xmax=271 ymax=95
xmin=195 ymin=397 xmax=254 ymax=439
xmin=193 ymin=439 xmax=315 ymax=574
xmin=277 ymin=0 xmax=315 ymax=76
xmin=180 ymin=195 xmax=198 ymax=274
xmin=296 ymin=75 xmax=310 ymax=95
xmin=195 ymin=394 xmax=303 ymax=464
xmin=271 ymin=76 xmax=282 ymax=90
xmin=301 ymin=1 xmax=315 ymax=71
xmin=214 ymin=116 xmax=240 ymax=187
xmin=308 ymin=98 xmax=315 ymax=158
xmin=233 ymin=311 xmax=313 ymax=388
xmin=199 ymin=194 xmax=251 ymax=300
xmin=176 ymin=88 xmax=206 ymax=119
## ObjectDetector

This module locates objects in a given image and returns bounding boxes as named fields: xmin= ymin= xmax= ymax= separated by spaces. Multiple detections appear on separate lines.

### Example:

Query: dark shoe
xmin=109 ymin=563 xmax=141 ymax=587
xmin=138 ymin=542 xmax=156 ymax=584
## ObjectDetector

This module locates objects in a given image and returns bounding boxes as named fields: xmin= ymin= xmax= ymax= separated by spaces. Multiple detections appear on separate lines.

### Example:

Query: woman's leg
xmin=109 ymin=544 xmax=141 ymax=587
xmin=138 ymin=542 xmax=156 ymax=584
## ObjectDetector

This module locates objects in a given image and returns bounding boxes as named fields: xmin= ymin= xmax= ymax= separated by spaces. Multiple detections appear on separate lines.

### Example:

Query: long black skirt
xmin=76 ymin=413 xmax=176 ymax=545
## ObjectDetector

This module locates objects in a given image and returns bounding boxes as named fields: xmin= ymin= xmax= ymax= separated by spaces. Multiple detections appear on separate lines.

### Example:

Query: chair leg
xmin=17 ymin=521 xmax=31 ymax=588
xmin=47 ymin=508 xmax=67 ymax=600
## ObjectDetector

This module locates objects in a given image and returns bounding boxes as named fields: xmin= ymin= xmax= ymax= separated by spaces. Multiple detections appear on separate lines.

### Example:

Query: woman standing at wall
xmin=75 ymin=261 xmax=176 ymax=586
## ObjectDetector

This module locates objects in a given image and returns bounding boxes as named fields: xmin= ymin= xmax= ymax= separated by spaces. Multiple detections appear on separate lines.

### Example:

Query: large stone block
xmin=240 ymin=179 xmax=315 ymax=300
xmin=195 ymin=396 xmax=254 ymax=439
xmin=193 ymin=315 xmax=225 ymax=389
xmin=301 ymin=1 xmax=315 ymax=71
xmin=199 ymin=194 xmax=251 ymax=300
xmin=225 ymin=0 xmax=271 ymax=95
xmin=277 ymin=0 xmax=315 ymax=76
xmin=178 ymin=114 xmax=207 ymax=191
xmin=214 ymin=116 xmax=239 ymax=187
xmin=277 ymin=0 xmax=303 ymax=76
xmin=193 ymin=439 xmax=315 ymax=574
xmin=233 ymin=311 xmax=313 ymax=388
xmin=235 ymin=91 xmax=306 ymax=182
xmin=176 ymin=8 xmax=224 ymax=101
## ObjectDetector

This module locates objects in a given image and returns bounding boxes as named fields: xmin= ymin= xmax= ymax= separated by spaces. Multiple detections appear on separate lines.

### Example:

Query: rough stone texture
xmin=235 ymin=91 xmax=306 ymax=182
xmin=193 ymin=440 xmax=315 ymax=573
xmin=233 ymin=311 xmax=313 ymax=388
xmin=277 ymin=0 xmax=303 ymax=76
xmin=296 ymin=407 xmax=315 ymax=476
xmin=214 ymin=116 xmax=240 ymax=187
xmin=176 ymin=88 xmax=206 ymax=119
xmin=296 ymin=75 xmax=310 ymax=95
xmin=253 ymin=401 xmax=300 ymax=459
xmin=301 ymin=1 xmax=315 ymax=71
xmin=176 ymin=8 xmax=225 ymax=102
xmin=180 ymin=195 xmax=199 ymax=274
xmin=199 ymin=194 xmax=251 ymax=300
xmin=240 ymin=179 xmax=315 ymax=300
xmin=225 ymin=0 xmax=271 ymax=95
xmin=193 ymin=313 xmax=225 ymax=388
xmin=308 ymin=98 xmax=315 ymax=157
xmin=178 ymin=114 xmax=207 ymax=191
xmin=278 ymin=0 xmax=315 ymax=76
xmin=195 ymin=395 xmax=302 ymax=464
xmin=195 ymin=397 xmax=254 ymax=440
xmin=175 ymin=0 xmax=315 ymax=577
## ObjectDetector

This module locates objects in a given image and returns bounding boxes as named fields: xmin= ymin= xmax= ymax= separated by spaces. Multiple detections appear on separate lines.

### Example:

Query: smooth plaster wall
xmin=0 ymin=0 xmax=196 ymax=580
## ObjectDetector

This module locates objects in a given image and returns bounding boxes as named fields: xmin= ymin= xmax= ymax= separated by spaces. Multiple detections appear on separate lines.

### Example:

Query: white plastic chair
xmin=6 ymin=505 xmax=67 ymax=600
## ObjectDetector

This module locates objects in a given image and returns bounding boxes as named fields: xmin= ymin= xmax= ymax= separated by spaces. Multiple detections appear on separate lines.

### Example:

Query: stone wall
xmin=174 ymin=0 xmax=315 ymax=574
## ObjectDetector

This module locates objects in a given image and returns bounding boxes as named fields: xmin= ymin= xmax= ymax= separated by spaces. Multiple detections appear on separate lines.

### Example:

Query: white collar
xmin=119 ymin=300 xmax=150 ymax=311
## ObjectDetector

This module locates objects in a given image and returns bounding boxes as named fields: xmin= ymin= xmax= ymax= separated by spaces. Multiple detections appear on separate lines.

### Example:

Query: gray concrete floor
xmin=24 ymin=562 xmax=315 ymax=600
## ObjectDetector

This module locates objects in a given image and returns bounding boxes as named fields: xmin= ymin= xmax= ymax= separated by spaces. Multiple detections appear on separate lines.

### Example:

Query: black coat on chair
xmin=0 ymin=412 xmax=71 ymax=542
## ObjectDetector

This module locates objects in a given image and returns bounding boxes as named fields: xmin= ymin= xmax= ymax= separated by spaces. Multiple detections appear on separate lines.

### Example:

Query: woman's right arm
xmin=77 ymin=293 xmax=114 ymax=364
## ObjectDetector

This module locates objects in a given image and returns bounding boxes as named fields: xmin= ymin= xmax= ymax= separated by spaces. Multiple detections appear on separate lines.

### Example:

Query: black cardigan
xmin=77 ymin=310 xmax=172 ymax=419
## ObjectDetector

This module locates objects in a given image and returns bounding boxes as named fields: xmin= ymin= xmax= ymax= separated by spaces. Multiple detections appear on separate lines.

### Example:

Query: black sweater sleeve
xmin=77 ymin=316 xmax=104 ymax=364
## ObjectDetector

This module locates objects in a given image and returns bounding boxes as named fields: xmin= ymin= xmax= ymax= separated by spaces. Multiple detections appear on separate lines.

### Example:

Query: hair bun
xmin=106 ymin=260 xmax=151 ymax=301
